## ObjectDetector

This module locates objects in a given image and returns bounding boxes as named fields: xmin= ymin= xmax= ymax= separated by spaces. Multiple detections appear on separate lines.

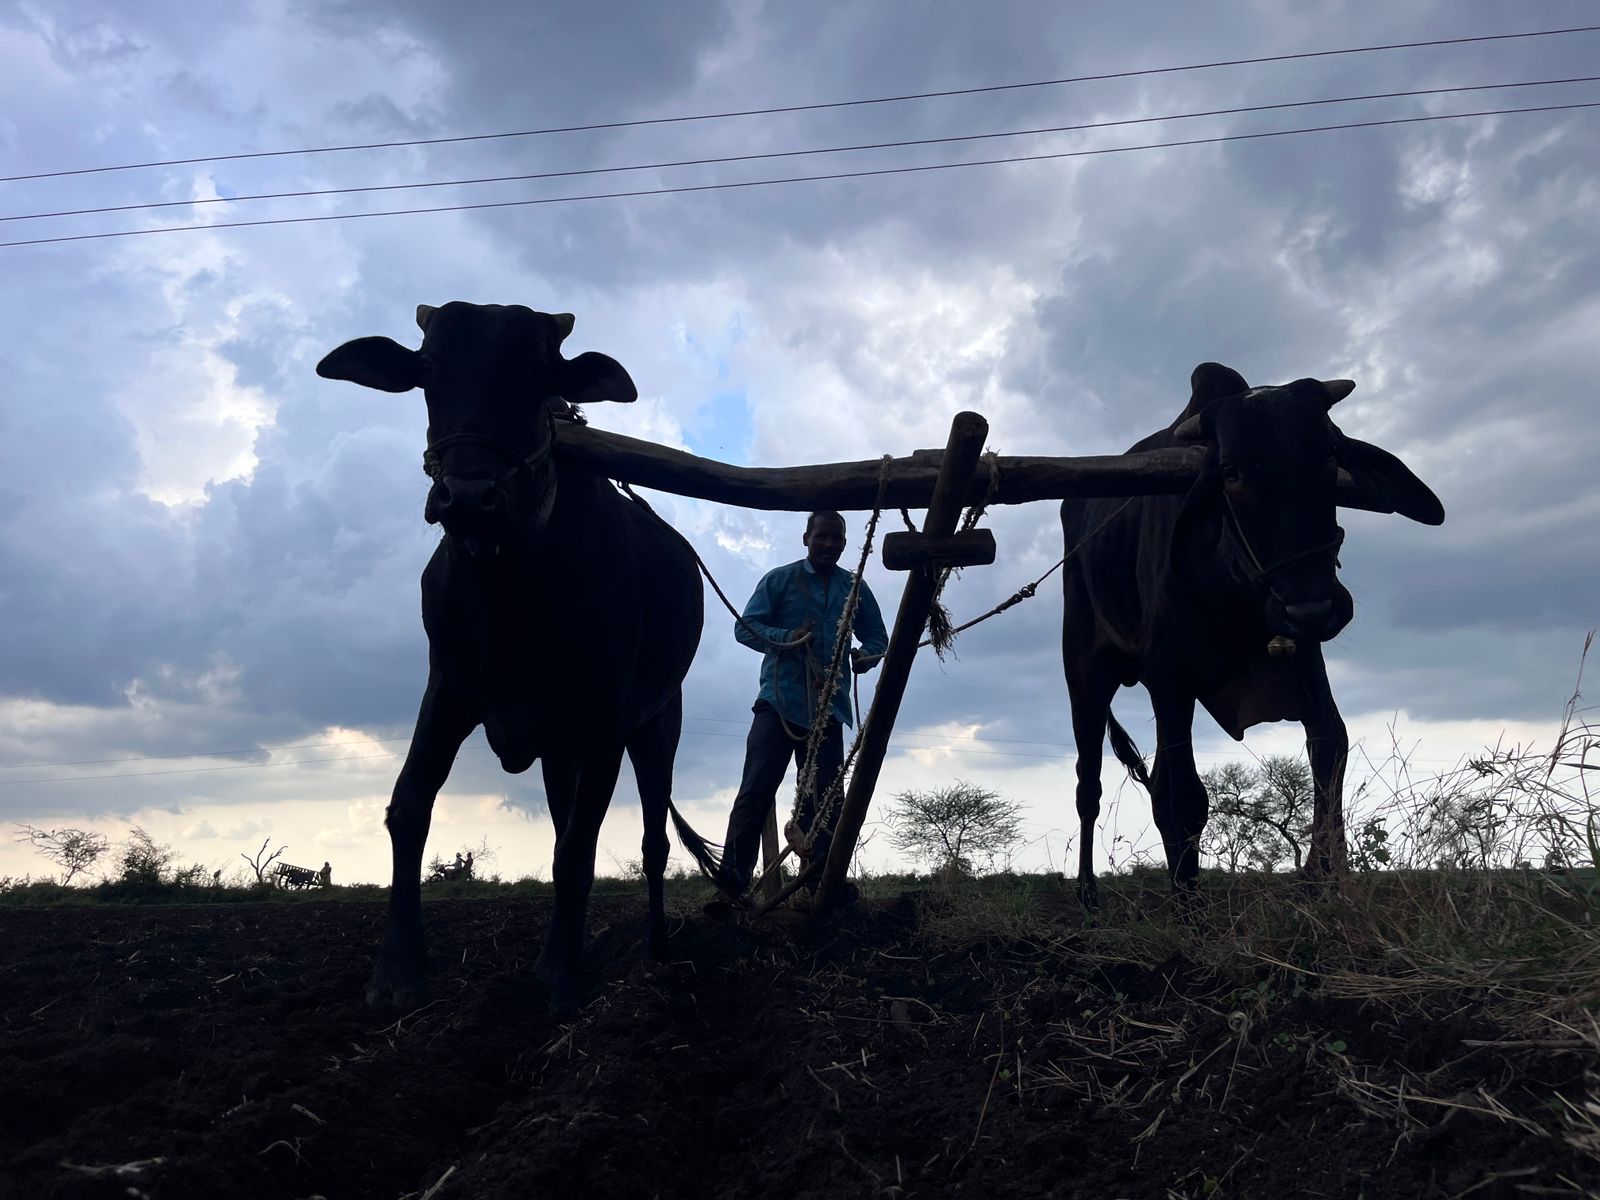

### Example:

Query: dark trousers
xmin=721 ymin=701 xmax=844 ymax=891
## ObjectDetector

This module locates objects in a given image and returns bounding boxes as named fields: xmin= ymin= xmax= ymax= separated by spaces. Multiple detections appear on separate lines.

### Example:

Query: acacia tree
xmin=887 ymin=781 xmax=1024 ymax=874
xmin=1197 ymin=762 xmax=1260 ymax=873
xmin=13 ymin=825 xmax=110 ymax=884
xmin=1200 ymin=755 xmax=1315 ymax=872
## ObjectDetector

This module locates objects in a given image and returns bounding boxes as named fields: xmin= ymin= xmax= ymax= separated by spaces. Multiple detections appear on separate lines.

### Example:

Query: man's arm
xmin=734 ymin=571 xmax=800 ymax=653
xmin=851 ymin=580 xmax=890 ymax=669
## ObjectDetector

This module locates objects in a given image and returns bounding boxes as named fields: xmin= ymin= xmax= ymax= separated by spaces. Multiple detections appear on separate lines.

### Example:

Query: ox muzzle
xmin=422 ymin=422 xmax=557 ymax=551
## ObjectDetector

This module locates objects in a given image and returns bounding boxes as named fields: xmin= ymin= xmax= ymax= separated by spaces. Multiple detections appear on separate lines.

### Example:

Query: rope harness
xmin=1222 ymin=491 xmax=1345 ymax=590
xmin=421 ymin=410 xmax=561 ymax=542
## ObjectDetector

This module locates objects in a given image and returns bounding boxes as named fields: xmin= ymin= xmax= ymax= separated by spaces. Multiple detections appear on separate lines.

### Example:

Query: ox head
xmin=1171 ymin=362 xmax=1443 ymax=647
xmin=315 ymin=302 xmax=636 ymax=546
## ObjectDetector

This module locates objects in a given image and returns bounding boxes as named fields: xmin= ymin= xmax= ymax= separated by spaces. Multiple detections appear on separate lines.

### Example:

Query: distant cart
xmin=272 ymin=862 xmax=328 ymax=890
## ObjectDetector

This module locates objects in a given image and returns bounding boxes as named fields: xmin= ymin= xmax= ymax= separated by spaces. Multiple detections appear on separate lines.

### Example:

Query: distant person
xmin=717 ymin=511 xmax=887 ymax=904
xmin=319 ymin=861 xmax=332 ymax=887
xmin=453 ymin=851 xmax=465 ymax=873
xmin=464 ymin=851 xmax=474 ymax=878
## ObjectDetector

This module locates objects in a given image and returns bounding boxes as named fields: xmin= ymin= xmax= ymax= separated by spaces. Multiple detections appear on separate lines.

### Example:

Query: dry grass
xmin=908 ymin=653 xmax=1600 ymax=1192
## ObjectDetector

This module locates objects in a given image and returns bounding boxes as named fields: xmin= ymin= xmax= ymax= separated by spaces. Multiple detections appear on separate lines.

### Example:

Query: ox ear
xmin=316 ymin=336 xmax=423 ymax=393
xmin=1336 ymin=437 xmax=1445 ymax=525
xmin=556 ymin=351 xmax=637 ymax=405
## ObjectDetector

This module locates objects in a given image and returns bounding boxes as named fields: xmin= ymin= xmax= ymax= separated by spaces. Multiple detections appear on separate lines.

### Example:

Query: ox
xmin=317 ymin=301 xmax=718 ymax=1014
xmin=1061 ymin=363 xmax=1444 ymax=905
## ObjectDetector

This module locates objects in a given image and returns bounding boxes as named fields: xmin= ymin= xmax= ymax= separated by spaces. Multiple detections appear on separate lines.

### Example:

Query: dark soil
xmin=1 ymin=892 xmax=1591 ymax=1199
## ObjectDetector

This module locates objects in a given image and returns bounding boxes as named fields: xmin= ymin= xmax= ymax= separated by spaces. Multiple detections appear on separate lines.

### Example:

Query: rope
xmin=617 ymin=482 xmax=813 ymax=653
xmin=914 ymin=495 xmax=1139 ymax=651
xmin=789 ymin=456 xmax=894 ymax=853
xmin=925 ymin=449 xmax=1003 ymax=658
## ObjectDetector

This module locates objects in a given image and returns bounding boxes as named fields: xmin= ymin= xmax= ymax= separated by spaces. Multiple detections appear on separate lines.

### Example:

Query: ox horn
xmin=415 ymin=304 xmax=437 ymax=332
xmin=1323 ymin=378 xmax=1356 ymax=406
xmin=553 ymin=312 xmax=576 ymax=341
xmin=1172 ymin=413 xmax=1207 ymax=442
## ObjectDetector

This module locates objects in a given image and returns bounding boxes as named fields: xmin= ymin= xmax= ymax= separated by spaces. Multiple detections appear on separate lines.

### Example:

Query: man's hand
xmin=786 ymin=616 xmax=817 ymax=647
xmin=851 ymin=648 xmax=883 ymax=674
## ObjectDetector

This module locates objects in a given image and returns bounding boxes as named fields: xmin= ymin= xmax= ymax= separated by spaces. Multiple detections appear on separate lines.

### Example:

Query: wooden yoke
xmin=881 ymin=529 xmax=997 ymax=572
xmin=811 ymin=411 xmax=991 ymax=917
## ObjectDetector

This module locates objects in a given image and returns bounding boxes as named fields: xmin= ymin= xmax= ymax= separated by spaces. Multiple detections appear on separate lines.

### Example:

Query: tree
xmin=1200 ymin=755 xmax=1314 ymax=872
xmin=240 ymin=837 xmax=287 ymax=884
xmin=1197 ymin=763 xmax=1259 ymax=874
xmin=13 ymin=825 xmax=110 ymax=884
xmin=887 ymin=781 xmax=1024 ymax=874
xmin=117 ymin=826 xmax=175 ymax=885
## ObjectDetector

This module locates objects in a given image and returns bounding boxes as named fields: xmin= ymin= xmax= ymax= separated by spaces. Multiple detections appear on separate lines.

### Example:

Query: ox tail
xmin=665 ymin=800 xmax=735 ymax=889
xmin=1106 ymin=712 xmax=1152 ymax=792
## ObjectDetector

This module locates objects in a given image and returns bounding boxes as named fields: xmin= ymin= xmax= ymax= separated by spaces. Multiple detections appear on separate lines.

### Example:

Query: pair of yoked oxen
xmin=319 ymin=301 xmax=1442 ymax=1015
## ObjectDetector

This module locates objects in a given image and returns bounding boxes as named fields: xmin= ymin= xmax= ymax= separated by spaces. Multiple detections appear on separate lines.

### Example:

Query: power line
xmin=5 ymin=24 xmax=1595 ymax=185
xmin=3 ymin=100 xmax=1594 ymax=252
xmin=8 ymin=75 xmax=1593 ymax=226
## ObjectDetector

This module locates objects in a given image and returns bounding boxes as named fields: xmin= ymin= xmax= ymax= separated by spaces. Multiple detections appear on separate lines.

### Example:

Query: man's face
xmin=804 ymin=516 xmax=847 ymax=568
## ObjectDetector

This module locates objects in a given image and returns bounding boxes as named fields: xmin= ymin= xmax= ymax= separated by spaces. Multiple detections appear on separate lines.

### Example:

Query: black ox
xmin=1061 ymin=363 xmax=1444 ymax=904
xmin=318 ymin=301 xmax=718 ymax=1014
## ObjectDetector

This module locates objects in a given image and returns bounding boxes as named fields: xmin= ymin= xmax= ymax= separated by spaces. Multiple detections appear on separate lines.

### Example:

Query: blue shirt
xmin=736 ymin=558 xmax=889 ymax=729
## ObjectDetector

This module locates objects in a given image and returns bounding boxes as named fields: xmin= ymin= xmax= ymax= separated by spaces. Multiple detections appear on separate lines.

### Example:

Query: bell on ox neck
xmin=1267 ymin=635 xmax=1298 ymax=658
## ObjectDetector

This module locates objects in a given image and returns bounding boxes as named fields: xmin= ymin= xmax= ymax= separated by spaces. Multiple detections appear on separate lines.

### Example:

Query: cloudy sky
xmin=1 ymin=1 xmax=1595 ymax=885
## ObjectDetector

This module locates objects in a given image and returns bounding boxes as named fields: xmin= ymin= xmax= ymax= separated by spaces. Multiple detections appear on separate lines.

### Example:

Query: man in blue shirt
xmin=719 ymin=510 xmax=889 ymax=901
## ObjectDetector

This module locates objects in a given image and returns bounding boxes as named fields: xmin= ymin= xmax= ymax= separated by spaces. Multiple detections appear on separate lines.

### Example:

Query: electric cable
xmin=3 ymin=100 xmax=1594 ymax=251
xmin=6 ymin=23 xmax=1594 ymax=184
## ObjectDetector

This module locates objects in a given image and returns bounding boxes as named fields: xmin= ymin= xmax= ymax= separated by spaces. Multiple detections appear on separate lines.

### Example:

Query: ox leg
xmin=1303 ymin=685 xmax=1350 ymax=879
xmin=368 ymin=673 xmax=476 ymax=1008
xmin=541 ymin=756 xmax=578 ymax=840
xmin=535 ymin=741 xmax=626 ymax=1017
xmin=1149 ymin=690 xmax=1205 ymax=892
xmin=627 ymin=694 xmax=683 ymax=964
xmin=1067 ymin=667 xmax=1119 ymax=910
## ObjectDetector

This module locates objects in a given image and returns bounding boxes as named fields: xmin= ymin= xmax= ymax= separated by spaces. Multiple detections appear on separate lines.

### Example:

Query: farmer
xmin=717 ymin=510 xmax=888 ymax=904
xmin=319 ymin=861 xmax=332 ymax=886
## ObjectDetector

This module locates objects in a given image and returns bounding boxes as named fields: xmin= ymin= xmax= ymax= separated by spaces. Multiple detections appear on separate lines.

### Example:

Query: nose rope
xmin=1222 ymin=491 xmax=1345 ymax=591
xmin=421 ymin=410 xmax=557 ymax=487
xmin=421 ymin=412 xmax=559 ymax=538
